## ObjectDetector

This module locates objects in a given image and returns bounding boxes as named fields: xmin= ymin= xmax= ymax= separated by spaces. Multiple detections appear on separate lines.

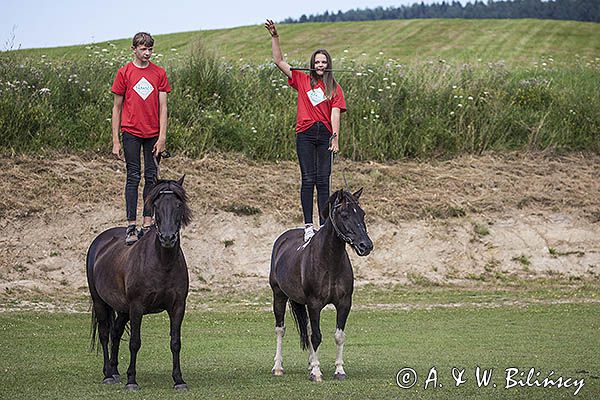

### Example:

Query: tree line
xmin=283 ymin=0 xmax=600 ymax=24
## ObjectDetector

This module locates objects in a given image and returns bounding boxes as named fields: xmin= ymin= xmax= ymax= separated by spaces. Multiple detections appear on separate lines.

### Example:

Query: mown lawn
xmin=0 ymin=301 xmax=598 ymax=399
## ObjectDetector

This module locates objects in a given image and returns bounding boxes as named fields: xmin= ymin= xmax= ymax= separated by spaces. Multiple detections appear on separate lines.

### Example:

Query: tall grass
xmin=1 ymin=43 xmax=598 ymax=160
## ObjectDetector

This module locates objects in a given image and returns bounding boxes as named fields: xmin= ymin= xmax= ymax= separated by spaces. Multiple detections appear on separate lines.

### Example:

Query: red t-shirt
xmin=288 ymin=70 xmax=347 ymax=134
xmin=111 ymin=62 xmax=171 ymax=138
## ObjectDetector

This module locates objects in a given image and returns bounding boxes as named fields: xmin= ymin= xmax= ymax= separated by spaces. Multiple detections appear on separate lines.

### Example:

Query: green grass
xmin=0 ymin=300 xmax=598 ymax=399
xmin=14 ymin=19 xmax=600 ymax=66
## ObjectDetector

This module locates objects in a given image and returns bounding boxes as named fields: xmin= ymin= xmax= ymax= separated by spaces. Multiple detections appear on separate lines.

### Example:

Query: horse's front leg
xmin=168 ymin=302 xmax=188 ymax=390
xmin=334 ymin=299 xmax=352 ymax=380
xmin=307 ymin=305 xmax=323 ymax=382
xmin=125 ymin=307 xmax=143 ymax=391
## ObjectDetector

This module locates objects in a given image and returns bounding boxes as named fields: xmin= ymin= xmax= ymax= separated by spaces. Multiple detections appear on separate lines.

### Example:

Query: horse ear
xmin=353 ymin=187 xmax=363 ymax=200
xmin=177 ymin=175 xmax=185 ymax=186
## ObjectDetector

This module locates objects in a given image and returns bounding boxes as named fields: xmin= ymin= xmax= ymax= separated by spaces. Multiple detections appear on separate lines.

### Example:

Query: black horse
xmin=269 ymin=188 xmax=373 ymax=381
xmin=86 ymin=176 xmax=192 ymax=391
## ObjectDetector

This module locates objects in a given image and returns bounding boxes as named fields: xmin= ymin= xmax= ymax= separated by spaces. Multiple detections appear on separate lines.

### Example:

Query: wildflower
xmin=171 ymin=48 xmax=177 ymax=51
xmin=378 ymin=88 xmax=383 ymax=92
xmin=457 ymin=103 xmax=463 ymax=108
xmin=375 ymin=114 xmax=380 ymax=118
xmin=467 ymin=96 xmax=473 ymax=100
xmin=450 ymin=111 xmax=455 ymax=116
xmin=386 ymin=86 xmax=391 ymax=90
xmin=39 ymin=88 xmax=51 ymax=94
xmin=452 ymin=85 xmax=457 ymax=89
xmin=361 ymin=53 xmax=367 ymax=56
xmin=355 ymin=72 xmax=362 ymax=76
xmin=102 ymin=48 xmax=108 ymax=52
xmin=391 ymin=82 xmax=396 ymax=86
xmin=383 ymin=77 xmax=388 ymax=81
xmin=542 ymin=62 xmax=547 ymax=66
xmin=343 ymin=49 xmax=349 ymax=53
xmin=453 ymin=95 xmax=458 ymax=99
xmin=363 ymin=116 xmax=368 ymax=120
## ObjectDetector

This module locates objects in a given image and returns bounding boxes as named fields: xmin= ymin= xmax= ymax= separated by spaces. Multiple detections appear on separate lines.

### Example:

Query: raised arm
xmin=265 ymin=19 xmax=292 ymax=79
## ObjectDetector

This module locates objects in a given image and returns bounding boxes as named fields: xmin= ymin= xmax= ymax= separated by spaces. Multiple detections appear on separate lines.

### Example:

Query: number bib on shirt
xmin=306 ymin=87 xmax=326 ymax=106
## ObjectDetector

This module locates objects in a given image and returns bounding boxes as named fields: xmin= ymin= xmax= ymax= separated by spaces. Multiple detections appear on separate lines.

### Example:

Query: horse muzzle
xmin=353 ymin=238 xmax=373 ymax=256
xmin=158 ymin=231 xmax=179 ymax=248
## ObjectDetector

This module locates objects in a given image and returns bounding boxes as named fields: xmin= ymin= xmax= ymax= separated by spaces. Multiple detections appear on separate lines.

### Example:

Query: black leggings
xmin=122 ymin=132 xmax=159 ymax=222
xmin=296 ymin=122 xmax=332 ymax=226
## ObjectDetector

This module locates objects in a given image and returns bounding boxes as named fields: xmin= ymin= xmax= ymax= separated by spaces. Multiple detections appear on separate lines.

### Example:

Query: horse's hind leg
xmin=168 ymin=302 xmax=187 ymax=390
xmin=106 ymin=312 xmax=129 ymax=384
xmin=271 ymin=286 xmax=287 ymax=376
xmin=92 ymin=300 xmax=115 ymax=384
xmin=333 ymin=300 xmax=351 ymax=380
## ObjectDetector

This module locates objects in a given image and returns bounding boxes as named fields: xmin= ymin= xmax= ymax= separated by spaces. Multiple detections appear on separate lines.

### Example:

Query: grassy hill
xmin=16 ymin=19 xmax=600 ymax=66
xmin=3 ymin=18 xmax=599 ymax=159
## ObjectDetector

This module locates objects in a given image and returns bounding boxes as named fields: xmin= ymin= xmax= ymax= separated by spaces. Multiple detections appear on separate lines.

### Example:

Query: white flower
xmin=391 ymin=82 xmax=396 ymax=86
xmin=378 ymin=88 xmax=383 ymax=92
xmin=468 ymin=96 xmax=474 ymax=100
xmin=171 ymin=48 xmax=177 ymax=51
xmin=452 ymin=85 xmax=457 ymax=89
xmin=363 ymin=116 xmax=368 ymax=120
xmin=378 ymin=51 xmax=384 ymax=55
xmin=355 ymin=72 xmax=362 ymax=76
xmin=343 ymin=49 xmax=349 ymax=53
xmin=39 ymin=88 xmax=51 ymax=94
xmin=383 ymin=77 xmax=388 ymax=81
xmin=457 ymin=103 xmax=463 ymax=107
xmin=450 ymin=111 xmax=455 ymax=116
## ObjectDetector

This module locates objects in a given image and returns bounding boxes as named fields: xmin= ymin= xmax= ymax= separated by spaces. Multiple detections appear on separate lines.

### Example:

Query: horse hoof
xmin=125 ymin=383 xmax=140 ymax=391
xmin=174 ymin=383 xmax=188 ymax=391
xmin=333 ymin=373 xmax=347 ymax=381
xmin=309 ymin=373 xmax=323 ymax=382
xmin=272 ymin=369 xmax=284 ymax=377
xmin=102 ymin=374 xmax=120 ymax=385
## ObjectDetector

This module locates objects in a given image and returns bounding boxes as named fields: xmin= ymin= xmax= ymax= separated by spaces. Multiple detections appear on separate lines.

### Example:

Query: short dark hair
xmin=132 ymin=32 xmax=154 ymax=48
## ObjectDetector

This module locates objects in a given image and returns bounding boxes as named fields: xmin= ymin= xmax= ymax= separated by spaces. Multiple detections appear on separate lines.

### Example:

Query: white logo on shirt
xmin=306 ymin=87 xmax=326 ymax=106
xmin=133 ymin=77 xmax=154 ymax=100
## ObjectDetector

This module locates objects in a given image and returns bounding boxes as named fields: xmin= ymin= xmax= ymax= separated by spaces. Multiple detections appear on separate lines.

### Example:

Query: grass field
xmin=0 ymin=290 xmax=599 ymax=400
xmin=15 ymin=19 xmax=600 ymax=65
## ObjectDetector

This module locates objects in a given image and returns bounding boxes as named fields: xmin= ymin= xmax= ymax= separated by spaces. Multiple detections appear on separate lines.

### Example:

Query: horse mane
xmin=145 ymin=179 xmax=193 ymax=227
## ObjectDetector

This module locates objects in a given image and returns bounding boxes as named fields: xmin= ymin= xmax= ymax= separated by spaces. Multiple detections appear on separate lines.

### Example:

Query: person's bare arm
xmin=265 ymin=19 xmax=292 ymax=79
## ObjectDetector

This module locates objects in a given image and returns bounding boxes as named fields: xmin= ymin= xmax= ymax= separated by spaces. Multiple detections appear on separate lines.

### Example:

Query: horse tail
xmin=289 ymin=300 xmax=309 ymax=350
xmin=89 ymin=305 xmax=115 ymax=353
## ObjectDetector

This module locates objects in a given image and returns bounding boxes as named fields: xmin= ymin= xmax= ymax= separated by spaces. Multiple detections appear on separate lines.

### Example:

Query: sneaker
xmin=125 ymin=224 xmax=138 ymax=245
xmin=304 ymin=224 xmax=315 ymax=242
xmin=138 ymin=225 xmax=152 ymax=239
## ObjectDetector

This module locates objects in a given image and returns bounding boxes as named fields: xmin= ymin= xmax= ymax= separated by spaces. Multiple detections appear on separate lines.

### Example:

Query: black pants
xmin=122 ymin=132 xmax=159 ymax=222
xmin=296 ymin=122 xmax=332 ymax=226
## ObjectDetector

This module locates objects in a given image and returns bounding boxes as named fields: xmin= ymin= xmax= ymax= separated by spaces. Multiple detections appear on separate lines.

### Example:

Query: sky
xmin=2 ymin=0 xmax=447 ymax=50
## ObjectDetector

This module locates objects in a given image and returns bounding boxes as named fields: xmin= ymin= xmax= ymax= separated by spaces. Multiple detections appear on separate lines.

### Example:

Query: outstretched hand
xmin=264 ymin=19 xmax=278 ymax=37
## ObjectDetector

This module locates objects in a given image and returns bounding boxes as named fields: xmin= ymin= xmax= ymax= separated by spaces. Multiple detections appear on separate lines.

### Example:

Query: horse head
xmin=145 ymin=175 xmax=192 ymax=248
xmin=322 ymin=188 xmax=373 ymax=256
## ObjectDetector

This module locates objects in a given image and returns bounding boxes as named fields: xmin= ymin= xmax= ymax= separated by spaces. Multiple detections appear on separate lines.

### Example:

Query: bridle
xmin=154 ymin=189 xmax=181 ymax=240
xmin=328 ymin=200 xmax=354 ymax=245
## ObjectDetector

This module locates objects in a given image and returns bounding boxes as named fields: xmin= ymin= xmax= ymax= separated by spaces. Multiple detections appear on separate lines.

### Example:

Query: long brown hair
xmin=309 ymin=49 xmax=338 ymax=99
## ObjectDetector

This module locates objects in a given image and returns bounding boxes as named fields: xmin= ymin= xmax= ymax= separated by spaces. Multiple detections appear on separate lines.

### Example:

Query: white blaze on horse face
xmin=272 ymin=326 xmax=285 ymax=376
xmin=334 ymin=328 xmax=347 ymax=377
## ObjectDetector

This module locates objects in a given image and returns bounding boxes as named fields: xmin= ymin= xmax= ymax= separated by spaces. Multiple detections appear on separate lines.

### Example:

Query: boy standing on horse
xmin=111 ymin=32 xmax=171 ymax=245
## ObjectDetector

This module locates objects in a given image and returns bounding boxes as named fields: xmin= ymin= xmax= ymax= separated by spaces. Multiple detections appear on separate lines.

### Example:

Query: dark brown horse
xmin=86 ymin=176 xmax=192 ymax=391
xmin=269 ymin=188 xmax=373 ymax=382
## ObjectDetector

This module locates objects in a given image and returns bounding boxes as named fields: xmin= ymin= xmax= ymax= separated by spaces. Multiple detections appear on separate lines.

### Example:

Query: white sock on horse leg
xmin=334 ymin=328 xmax=346 ymax=377
xmin=272 ymin=326 xmax=285 ymax=375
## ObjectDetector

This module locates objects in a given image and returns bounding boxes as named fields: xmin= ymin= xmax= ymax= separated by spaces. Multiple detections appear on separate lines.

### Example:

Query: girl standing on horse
xmin=265 ymin=19 xmax=347 ymax=242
